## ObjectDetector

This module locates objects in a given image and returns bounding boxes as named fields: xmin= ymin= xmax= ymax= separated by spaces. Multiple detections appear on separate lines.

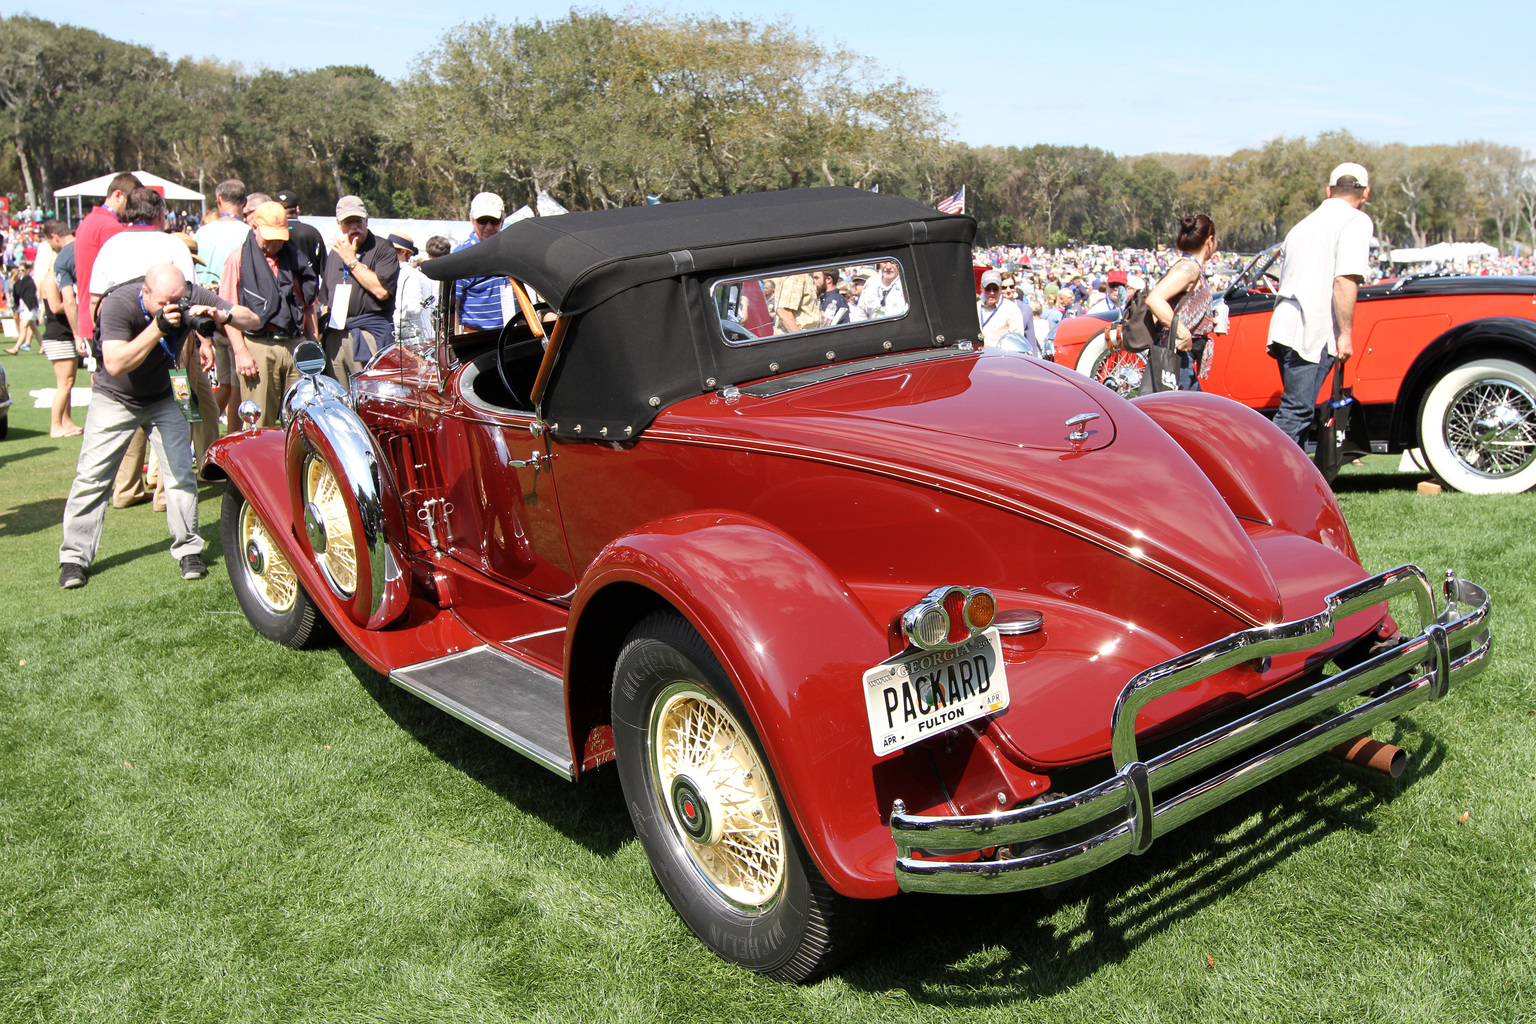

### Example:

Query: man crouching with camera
xmin=59 ymin=263 xmax=262 ymax=589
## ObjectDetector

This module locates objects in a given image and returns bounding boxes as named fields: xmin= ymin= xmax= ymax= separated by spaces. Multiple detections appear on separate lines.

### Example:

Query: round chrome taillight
xmin=913 ymin=606 xmax=949 ymax=647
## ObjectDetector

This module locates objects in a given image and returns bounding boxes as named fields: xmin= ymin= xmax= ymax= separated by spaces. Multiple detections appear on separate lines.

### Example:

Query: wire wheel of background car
xmin=1077 ymin=332 xmax=1144 ymax=397
xmin=1419 ymin=358 xmax=1536 ymax=494
xmin=611 ymin=611 xmax=870 ymax=981
xmin=220 ymin=486 xmax=327 ymax=649
xmin=304 ymin=456 xmax=358 ymax=595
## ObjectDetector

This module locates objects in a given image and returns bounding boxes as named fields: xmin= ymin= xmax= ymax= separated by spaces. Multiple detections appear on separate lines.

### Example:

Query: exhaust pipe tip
xmin=1326 ymin=735 xmax=1406 ymax=779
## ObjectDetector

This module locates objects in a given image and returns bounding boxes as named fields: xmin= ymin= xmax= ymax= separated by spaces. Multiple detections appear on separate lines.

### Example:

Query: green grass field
xmin=2 ymin=350 xmax=1532 ymax=1023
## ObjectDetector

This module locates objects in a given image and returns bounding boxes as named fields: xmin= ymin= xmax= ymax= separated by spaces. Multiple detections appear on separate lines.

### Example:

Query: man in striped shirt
xmin=452 ymin=192 xmax=507 ymax=332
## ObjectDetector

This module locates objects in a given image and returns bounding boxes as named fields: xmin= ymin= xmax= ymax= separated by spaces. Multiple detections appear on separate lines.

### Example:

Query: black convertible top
xmin=423 ymin=187 xmax=975 ymax=314
xmin=427 ymin=188 xmax=980 ymax=441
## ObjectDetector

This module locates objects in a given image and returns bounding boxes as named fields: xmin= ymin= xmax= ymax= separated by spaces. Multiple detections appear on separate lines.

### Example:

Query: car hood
xmin=656 ymin=351 xmax=1283 ymax=625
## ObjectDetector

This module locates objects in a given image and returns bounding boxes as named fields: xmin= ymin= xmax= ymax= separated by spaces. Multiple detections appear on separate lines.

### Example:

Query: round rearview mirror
xmin=294 ymin=340 xmax=327 ymax=377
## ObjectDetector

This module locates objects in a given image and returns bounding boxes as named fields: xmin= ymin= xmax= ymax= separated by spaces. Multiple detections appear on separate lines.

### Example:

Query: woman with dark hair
xmin=1146 ymin=214 xmax=1219 ymax=390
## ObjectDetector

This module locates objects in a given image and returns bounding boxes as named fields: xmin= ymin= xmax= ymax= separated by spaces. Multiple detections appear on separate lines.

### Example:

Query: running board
xmin=390 ymin=646 xmax=574 ymax=779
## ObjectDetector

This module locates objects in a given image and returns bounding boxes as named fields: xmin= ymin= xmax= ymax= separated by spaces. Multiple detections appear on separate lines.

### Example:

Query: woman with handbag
xmin=1145 ymin=215 xmax=1219 ymax=391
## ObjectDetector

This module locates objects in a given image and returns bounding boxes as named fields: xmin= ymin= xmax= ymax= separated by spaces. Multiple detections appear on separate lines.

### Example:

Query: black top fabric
xmin=426 ymin=188 xmax=979 ymax=441
xmin=423 ymin=187 xmax=975 ymax=313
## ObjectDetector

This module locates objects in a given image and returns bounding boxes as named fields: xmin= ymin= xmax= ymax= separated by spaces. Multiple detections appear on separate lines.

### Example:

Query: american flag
xmin=936 ymin=185 xmax=965 ymax=215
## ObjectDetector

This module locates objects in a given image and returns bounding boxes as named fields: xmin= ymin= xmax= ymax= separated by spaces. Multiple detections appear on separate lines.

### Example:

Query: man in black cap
xmin=275 ymin=189 xmax=326 ymax=281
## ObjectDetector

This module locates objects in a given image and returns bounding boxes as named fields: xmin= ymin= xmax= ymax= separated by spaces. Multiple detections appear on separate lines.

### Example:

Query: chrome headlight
xmin=900 ymin=586 xmax=997 ymax=650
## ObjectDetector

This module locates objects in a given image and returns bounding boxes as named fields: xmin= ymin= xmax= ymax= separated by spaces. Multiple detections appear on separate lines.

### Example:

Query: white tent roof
xmin=53 ymin=170 xmax=203 ymax=202
xmin=1391 ymin=240 xmax=1500 ymax=263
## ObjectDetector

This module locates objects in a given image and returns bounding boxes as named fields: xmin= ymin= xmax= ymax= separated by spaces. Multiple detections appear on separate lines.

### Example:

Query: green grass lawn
xmin=2 ymin=350 xmax=1532 ymax=1022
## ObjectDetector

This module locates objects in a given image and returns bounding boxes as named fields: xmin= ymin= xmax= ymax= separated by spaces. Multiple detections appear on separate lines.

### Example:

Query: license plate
xmin=863 ymin=629 xmax=1008 ymax=756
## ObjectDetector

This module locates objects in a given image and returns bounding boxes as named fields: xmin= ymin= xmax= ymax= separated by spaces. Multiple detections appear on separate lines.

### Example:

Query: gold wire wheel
xmin=239 ymin=501 xmax=298 ymax=614
xmin=305 ymin=457 xmax=357 ymax=596
xmin=652 ymin=685 xmax=786 ymax=908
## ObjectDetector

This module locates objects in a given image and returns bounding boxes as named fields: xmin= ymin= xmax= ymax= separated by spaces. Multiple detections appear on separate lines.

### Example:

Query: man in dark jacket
xmin=218 ymin=200 xmax=319 ymax=427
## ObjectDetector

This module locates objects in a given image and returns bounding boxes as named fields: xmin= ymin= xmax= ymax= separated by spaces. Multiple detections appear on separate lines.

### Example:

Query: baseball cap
xmin=251 ymin=201 xmax=290 ymax=242
xmin=469 ymin=192 xmax=505 ymax=221
xmin=851 ymin=265 xmax=876 ymax=282
xmin=1329 ymin=162 xmax=1370 ymax=188
xmin=335 ymin=195 xmax=368 ymax=221
xmin=1127 ymin=273 xmax=1146 ymax=291
xmin=979 ymin=269 xmax=1002 ymax=290
xmin=274 ymin=189 xmax=301 ymax=210
xmin=1107 ymin=269 xmax=1128 ymax=286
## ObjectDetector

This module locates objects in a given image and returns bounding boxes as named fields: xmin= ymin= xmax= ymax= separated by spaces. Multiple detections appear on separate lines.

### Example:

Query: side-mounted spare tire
xmin=611 ymin=611 xmax=872 ymax=982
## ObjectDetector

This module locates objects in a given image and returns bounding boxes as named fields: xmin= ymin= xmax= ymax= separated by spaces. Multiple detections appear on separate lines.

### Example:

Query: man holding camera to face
xmin=59 ymin=264 xmax=261 ymax=590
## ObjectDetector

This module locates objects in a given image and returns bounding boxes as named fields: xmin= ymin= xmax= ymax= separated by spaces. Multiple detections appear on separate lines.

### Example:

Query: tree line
xmin=3 ymin=12 xmax=1533 ymax=254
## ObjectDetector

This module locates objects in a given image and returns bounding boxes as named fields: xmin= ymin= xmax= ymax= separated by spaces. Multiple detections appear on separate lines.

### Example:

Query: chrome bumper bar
xmin=891 ymin=566 xmax=1492 ymax=894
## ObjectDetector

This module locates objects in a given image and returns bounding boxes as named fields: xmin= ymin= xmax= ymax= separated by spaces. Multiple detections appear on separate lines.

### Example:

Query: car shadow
xmin=337 ymin=649 xmax=631 ymax=858
xmin=1330 ymin=471 xmax=1429 ymax=494
xmin=843 ymin=726 xmax=1446 ymax=1001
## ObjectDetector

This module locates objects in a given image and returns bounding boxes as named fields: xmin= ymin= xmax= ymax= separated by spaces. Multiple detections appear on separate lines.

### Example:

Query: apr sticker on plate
xmin=863 ymin=629 xmax=1008 ymax=756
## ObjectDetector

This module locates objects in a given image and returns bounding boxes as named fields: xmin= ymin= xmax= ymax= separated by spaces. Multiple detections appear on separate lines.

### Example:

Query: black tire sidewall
xmin=612 ymin=618 xmax=819 ymax=976
xmin=220 ymin=485 xmax=323 ymax=648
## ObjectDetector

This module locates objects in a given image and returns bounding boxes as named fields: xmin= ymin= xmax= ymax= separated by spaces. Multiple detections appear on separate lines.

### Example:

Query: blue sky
xmin=44 ymin=0 xmax=1536 ymax=156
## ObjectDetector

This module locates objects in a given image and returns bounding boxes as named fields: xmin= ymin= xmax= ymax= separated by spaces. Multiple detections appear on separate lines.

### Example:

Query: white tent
xmin=51 ymin=170 xmax=205 ymax=224
xmin=1391 ymin=240 xmax=1500 ymax=263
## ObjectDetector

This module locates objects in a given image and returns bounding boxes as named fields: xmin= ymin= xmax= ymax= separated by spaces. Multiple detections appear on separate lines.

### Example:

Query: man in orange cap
xmin=218 ymin=200 xmax=319 ymax=427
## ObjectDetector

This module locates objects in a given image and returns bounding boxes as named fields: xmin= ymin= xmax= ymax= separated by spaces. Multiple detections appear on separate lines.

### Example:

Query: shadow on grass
xmin=0 ymin=443 xmax=53 ymax=471
xmin=1331 ymin=471 xmax=1428 ymax=494
xmin=0 ymin=496 xmax=66 ymax=536
xmin=845 ymin=727 xmax=1447 ymax=1002
xmin=337 ymin=648 xmax=630 ymax=858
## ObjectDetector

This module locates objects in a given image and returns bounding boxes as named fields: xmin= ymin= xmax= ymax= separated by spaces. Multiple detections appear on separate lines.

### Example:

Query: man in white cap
xmin=976 ymin=268 xmax=1023 ymax=346
xmin=452 ymin=192 xmax=508 ymax=332
xmin=1267 ymin=162 xmax=1373 ymax=446
xmin=321 ymin=194 xmax=398 ymax=386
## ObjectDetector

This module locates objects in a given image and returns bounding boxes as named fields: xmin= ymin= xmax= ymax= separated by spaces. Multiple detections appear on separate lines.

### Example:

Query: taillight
xmin=900 ymin=586 xmax=998 ymax=650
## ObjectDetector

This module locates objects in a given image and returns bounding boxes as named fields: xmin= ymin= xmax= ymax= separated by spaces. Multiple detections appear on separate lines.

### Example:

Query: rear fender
xmin=1134 ymin=391 xmax=1358 ymax=562
xmin=1390 ymin=317 xmax=1536 ymax=449
xmin=569 ymin=511 xmax=904 ymax=898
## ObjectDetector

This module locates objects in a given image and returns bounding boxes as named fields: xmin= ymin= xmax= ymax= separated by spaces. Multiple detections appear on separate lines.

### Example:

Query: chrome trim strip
xmin=889 ymin=568 xmax=1490 ymax=894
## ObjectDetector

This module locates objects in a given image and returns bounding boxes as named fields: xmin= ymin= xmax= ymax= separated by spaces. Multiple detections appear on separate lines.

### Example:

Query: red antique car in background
xmin=206 ymin=190 xmax=1491 ymax=981
xmin=1052 ymin=246 xmax=1536 ymax=493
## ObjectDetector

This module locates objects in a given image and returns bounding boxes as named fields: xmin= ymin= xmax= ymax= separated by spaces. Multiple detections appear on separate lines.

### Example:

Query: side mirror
xmin=294 ymin=340 xmax=327 ymax=376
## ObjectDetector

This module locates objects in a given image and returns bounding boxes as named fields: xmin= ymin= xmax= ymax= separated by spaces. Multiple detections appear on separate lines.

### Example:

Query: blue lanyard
xmin=139 ymin=293 xmax=182 ymax=360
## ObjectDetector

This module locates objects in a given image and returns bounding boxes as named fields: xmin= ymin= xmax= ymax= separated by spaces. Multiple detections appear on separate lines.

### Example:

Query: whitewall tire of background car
xmin=1418 ymin=357 xmax=1536 ymax=494
xmin=611 ymin=611 xmax=870 ymax=982
xmin=1075 ymin=331 xmax=1144 ymax=397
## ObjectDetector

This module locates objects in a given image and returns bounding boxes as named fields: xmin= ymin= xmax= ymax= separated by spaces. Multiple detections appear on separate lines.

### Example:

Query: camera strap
xmin=139 ymin=292 xmax=185 ymax=360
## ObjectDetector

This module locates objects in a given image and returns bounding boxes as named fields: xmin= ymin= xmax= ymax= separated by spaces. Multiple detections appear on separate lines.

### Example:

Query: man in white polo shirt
xmin=1267 ymin=162 xmax=1373 ymax=446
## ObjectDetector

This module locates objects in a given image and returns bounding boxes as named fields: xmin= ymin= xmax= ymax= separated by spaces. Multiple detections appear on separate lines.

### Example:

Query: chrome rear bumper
xmin=891 ymin=566 xmax=1492 ymax=894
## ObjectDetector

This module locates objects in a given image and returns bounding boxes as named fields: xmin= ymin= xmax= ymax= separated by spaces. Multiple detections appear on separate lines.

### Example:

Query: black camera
xmin=156 ymin=298 xmax=218 ymax=338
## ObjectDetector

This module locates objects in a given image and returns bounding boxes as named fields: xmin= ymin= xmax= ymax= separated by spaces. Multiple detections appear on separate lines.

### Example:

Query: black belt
xmin=244 ymin=331 xmax=296 ymax=342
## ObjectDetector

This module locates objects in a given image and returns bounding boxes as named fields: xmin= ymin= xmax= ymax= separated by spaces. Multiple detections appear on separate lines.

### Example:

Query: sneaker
xmin=179 ymin=554 xmax=208 ymax=580
xmin=59 ymin=563 xmax=87 ymax=589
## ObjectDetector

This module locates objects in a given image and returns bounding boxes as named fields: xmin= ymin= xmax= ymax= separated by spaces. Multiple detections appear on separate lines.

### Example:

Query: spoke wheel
xmin=221 ymin=486 xmax=327 ymax=649
xmin=239 ymin=500 xmax=298 ymax=614
xmin=305 ymin=456 xmax=358 ymax=596
xmin=651 ymin=684 xmax=785 ymax=909
xmin=1078 ymin=331 xmax=1145 ymax=397
xmin=1419 ymin=358 xmax=1536 ymax=494
xmin=612 ymin=611 xmax=871 ymax=981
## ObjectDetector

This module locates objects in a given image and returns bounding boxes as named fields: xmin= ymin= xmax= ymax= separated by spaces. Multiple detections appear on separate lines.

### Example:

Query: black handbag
xmin=1138 ymin=291 xmax=1189 ymax=395
xmin=1313 ymin=361 xmax=1355 ymax=483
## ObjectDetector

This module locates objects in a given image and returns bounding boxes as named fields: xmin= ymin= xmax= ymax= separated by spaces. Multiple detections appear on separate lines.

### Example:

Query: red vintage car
xmin=1053 ymin=247 xmax=1536 ymax=493
xmin=206 ymin=190 xmax=1491 ymax=981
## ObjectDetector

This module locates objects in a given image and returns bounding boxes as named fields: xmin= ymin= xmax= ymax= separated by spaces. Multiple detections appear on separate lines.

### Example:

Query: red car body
xmin=1052 ymin=250 xmax=1536 ymax=493
xmin=208 ymin=191 xmax=1490 ymax=981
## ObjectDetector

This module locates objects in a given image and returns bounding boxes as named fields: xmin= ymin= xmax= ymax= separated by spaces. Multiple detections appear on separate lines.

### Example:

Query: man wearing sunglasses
xmin=452 ymin=192 xmax=508 ymax=333
xmin=976 ymin=269 xmax=1023 ymax=347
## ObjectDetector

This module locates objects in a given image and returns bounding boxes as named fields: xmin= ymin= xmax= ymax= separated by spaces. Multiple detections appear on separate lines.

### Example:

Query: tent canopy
xmin=1390 ymin=240 xmax=1500 ymax=263
xmin=53 ymin=170 xmax=203 ymax=202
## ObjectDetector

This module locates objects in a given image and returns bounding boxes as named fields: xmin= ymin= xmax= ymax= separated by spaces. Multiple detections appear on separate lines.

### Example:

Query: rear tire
xmin=1418 ymin=358 xmax=1536 ymax=494
xmin=611 ymin=611 xmax=870 ymax=981
xmin=221 ymin=485 xmax=328 ymax=648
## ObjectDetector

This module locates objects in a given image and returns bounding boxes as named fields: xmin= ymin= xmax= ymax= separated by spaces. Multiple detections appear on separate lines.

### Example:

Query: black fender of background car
xmin=565 ymin=509 xmax=925 ymax=900
xmin=1389 ymin=316 xmax=1536 ymax=450
xmin=1133 ymin=391 xmax=1358 ymax=560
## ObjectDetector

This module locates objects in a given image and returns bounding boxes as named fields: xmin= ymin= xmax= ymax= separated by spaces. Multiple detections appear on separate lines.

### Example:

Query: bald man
xmin=59 ymin=264 xmax=261 ymax=589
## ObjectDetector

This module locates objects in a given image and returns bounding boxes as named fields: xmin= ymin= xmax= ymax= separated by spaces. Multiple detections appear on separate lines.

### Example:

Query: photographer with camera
xmin=59 ymin=264 xmax=261 ymax=589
